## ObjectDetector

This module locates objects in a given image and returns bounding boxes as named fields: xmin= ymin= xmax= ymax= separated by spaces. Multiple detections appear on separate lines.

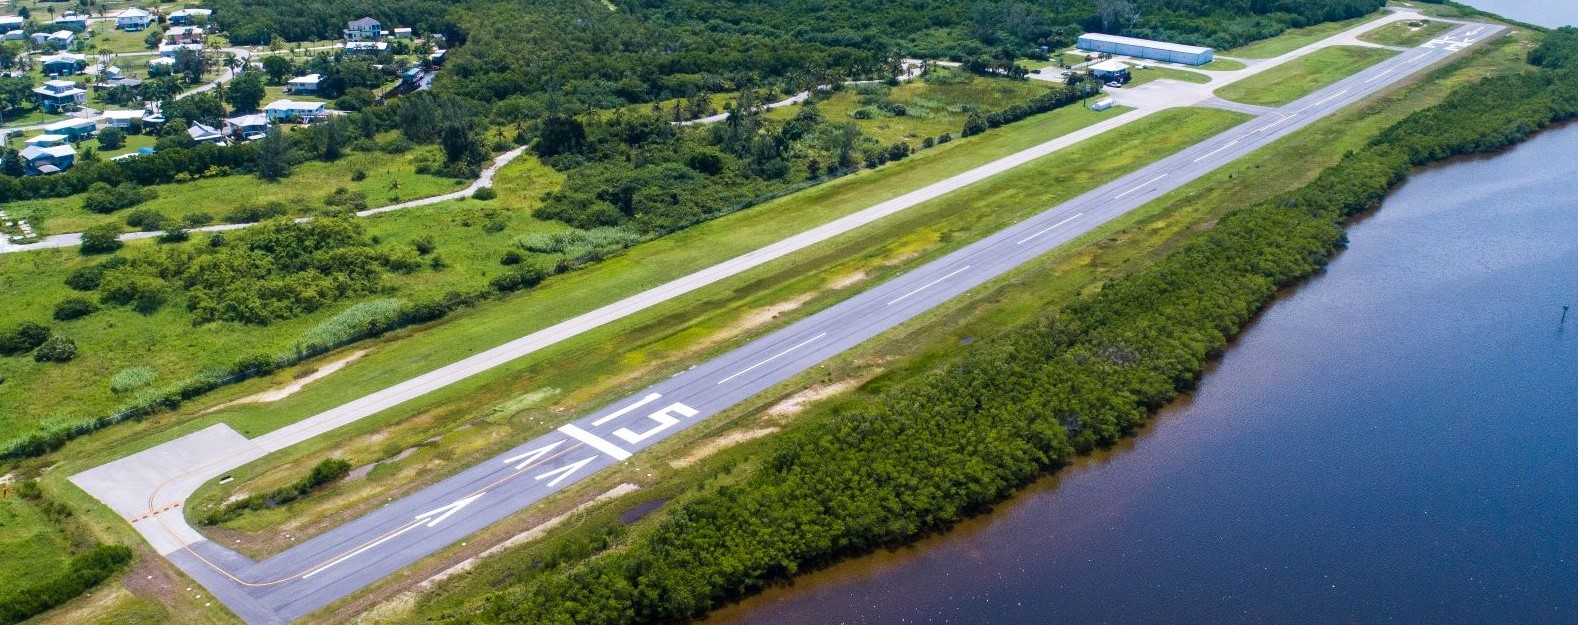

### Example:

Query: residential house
xmin=46 ymin=30 xmax=77 ymax=48
xmin=43 ymin=118 xmax=96 ymax=142
xmin=263 ymin=99 xmax=328 ymax=123
xmin=39 ymin=53 xmax=86 ymax=76
xmin=147 ymin=56 xmax=175 ymax=74
xmin=223 ymin=113 xmax=270 ymax=141
xmin=392 ymin=27 xmax=412 ymax=39
xmin=341 ymin=41 xmax=388 ymax=55
xmin=187 ymin=121 xmax=225 ymax=145
xmin=116 ymin=7 xmax=155 ymax=31
xmin=2 ymin=30 xmax=23 ymax=42
xmin=0 ymin=16 xmax=23 ymax=31
xmin=165 ymin=26 xmax=205 ymax=45
xmin=52 ymin=14 xmax=89 ymax=31
xmin=28 ymin=32 xmax=49 ymax=46
xmin=103 ymin=110 xmax=145 ymax=130
xmin=285 ymin=73 xmax=321 ymax=94
xmin=24 ymin=134 xmax=67 ymax=147
xmin=32 ymin=80 xmax=86 ymax=113
xmin=159 ymin=42 xmax=204 ymax=57
xmin=344 ymin=17 xmax=381 ymax=41
xmin=19 ymin=144 xmax=76 ymax=174
xmin=168 ymin=8 xmax=213 ymax=25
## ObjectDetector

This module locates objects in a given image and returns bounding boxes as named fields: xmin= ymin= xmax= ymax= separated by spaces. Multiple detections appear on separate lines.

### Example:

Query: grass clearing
xmin=187 ymin=107 xmax=1247 ymax=552
xmin=1125 ymin=65 xmax=1211 ymax=87
xmin=1215 ymin=45 xmax=1398 ymax=106
xmin=767 ymin=67 xmax=1058 ymax=144
xmin=1198 ymin=58 xmax=1249 ymax=71
xmin=1360 ymin=19 xmax=1455 ymax=47
xmin=1226 ymin=11 xmax=1388 ymax=58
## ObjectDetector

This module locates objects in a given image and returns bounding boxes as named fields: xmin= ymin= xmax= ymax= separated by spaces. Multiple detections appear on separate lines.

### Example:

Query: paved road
xmin=73 ymin=22 xmax=1501 ymax=625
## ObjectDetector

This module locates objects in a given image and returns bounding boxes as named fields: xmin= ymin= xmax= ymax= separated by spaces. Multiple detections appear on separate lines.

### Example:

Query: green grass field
xmin=1125 ymin=65 xmax=1211 ymax=87
xmin=1198 ymin=58 xmax=1249 ymax=71
xmin=1225 ymin=11 xmax=1387 ymax=58
xmin=0 ymin=494 xmax=74 ymax=592
xmin=1359 ymin=20 xmax=1455 ymax=47
xmin=1215 ymin=46 xmax=1398 ymax=106
xmin=767 ymin=68 xmax=1058 ymax=145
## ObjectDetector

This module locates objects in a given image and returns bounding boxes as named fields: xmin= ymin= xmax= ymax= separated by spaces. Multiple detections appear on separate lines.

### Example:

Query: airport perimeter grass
xmin=1198 ymin=58 xmax=1249 ymax=71
xmin=1215 ymin=45 xmax=1398 ymax=107
xmin=187 ymin=106 xmax=1246 ymax=546
xmin=766 ymin=68 xmax=1059 ymax=145
xmin=0 ymin=494 xmax=74 ymax=594
xmin=1225 ymin=11 xmax=1388 ymax=58
xmin=1125 ymin=65 xmax=1211 ymax=87
xmin=388 ymin=28 xmax=1540 ymax=625
xmin=1360 ymin=19 xmax=1455 ymax=47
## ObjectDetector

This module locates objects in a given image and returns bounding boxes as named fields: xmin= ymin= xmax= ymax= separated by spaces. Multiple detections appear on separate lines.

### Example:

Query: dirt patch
xmin=828 ymin=270 xmax=868 ymax=289
xmin=121 ymin=557 xmax=179 ymax=604
xmin=205 ymin=350 xmax=367 ymax=412
xmin=669 ymin=428 xmax=779 ymax=469
xmin=766 ymin=377 xmax=870 ymax=420
xmin=738 ymin=294 xmax=813 ymax=329
xmin=415 ymin=483 xmax=640 ymax=591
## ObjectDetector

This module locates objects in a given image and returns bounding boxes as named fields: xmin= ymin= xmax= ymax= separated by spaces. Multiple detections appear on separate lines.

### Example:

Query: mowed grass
xmin=1225 ymin=11 xmax=1387 ymax=58
xmin=1125 ymin=65 xmax=1211 ymax=87
xmin=188 ymin=107 xmax=1248 ymax=547
xmin=766 ymin=68 xmax=1058 ymax=145
xmin=0 ymin=495 xmax=74 ymax=591
xmin=1360 ymin=20 xmax=1455 ymax=47
xmin=1198 ymin=58 xmax=1249 ymax=71
xmin=1215 ymin=45 xmax=1397 ymax=106
xmin=9 ymin=144 xmax=465 ymax=235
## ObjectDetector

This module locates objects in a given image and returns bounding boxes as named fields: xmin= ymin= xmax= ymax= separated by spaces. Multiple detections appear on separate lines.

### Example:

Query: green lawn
xmin=1225 ymin=11 xmax=1387 ymax=58
xmin=82 ymin=23 xmax=158 ymax=55
xmin=1125 ymin=65 xmax=1211 ymax=87
xmin=1215 ymin=46 xmax=1397 ymax=106
xmin=8 ymin=145 xmax=464 ymax=235
xmin=767 ymin=67 xmax=1058 ymax=145
xmin=1198 ymin=58 xmax=1249 ymax=71
xmin=2 ymin=106 xmax=68 ymax=129
xmin=1359 ymin=20 xmax=1454 ymax=47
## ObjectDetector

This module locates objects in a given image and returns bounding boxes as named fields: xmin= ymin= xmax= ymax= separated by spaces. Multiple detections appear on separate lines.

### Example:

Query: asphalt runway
xmin=159 ymin=23 xmax=1503 ymax=624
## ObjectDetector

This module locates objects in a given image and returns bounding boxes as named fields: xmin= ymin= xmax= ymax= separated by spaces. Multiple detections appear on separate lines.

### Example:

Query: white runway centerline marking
xmin=1016 ymin=214 xmax=1083 ymax=245
xmin=717 ymin=332 xmax=829 ymax=385
xmin=592 ymin=392 xmax=663 ymax=426
xmin=1113 ymin=174 xmax=1168 ymax=200
xmin=886 ymin=266 xmax=972 ymax=306
xmin=1193 ymin=140 xmax=1240 ymax=163
xmin=557 ymin=424 xmax=633 ymax=460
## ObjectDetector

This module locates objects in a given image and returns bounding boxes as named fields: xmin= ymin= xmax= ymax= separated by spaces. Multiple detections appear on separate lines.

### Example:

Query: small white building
xmin=264 ymin=99 xmax=328 ymax=124
xmin=46 ymin=30 xmax=77 ymax=48
xmin=341 ymin=41 xmax=389 ymax=55
xmin=286 ymin=73 xmax=321 ymax=94
xmin=25 ymin=134 xmax=68 ymax=147
xmin=147 ymin=56 xmax=176 ymax=74
xmin=116 ymin=8 xmax=155 ymax=31
xmin=19 ymin=143 xmax=76 ymax=175
xmin=2 ymin=30 xmax=23 ymax=42
xmin=165 ymin=26 xmax=205 ymax=44
xmin=187 ymin=121 xmax=225 ymax=145
xmin=52 ymin=14 xmax=88 ymax=30
xmin=168 ymin=8 xmax=213 ymax=26
xmin=223 ymin=113 xmax=270 ymax=141
xmin=103 ymin=109 xmax=145 ymax=129
xmin=43 ymin=117 xmax=96 ymax=142
xmin=159 ymin=42 xmax=205 ymax=57
xmin=393 ymin=27 xmax=413 ymax=39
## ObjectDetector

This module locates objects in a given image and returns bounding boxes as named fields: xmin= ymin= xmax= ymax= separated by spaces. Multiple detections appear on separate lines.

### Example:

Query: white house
xmin=187 ymin=121 xmax=225 ymax=145
xmin=24 ymin=134 xmax=67 ymax=147
xmin=147 ymin=56 xmax=175 ymax=74
xmin=103 ymin=109 xmax=145 ymax=129
xmin=168 ymin=8 xmax=212 ymax=25
xmin=341 ymin=41 xmax=389 ymax=55
xmin=159 ymin=42 xmax=204 ymax=57
xmin=285 ymin=73 xmax=321 ymax=94
xmin=344 ymin=17 xmax=381 ymax=41
xmin=31 ymin=80 xmax=86 ymax=113
xmin=393 ymin=27 xmax=412 ymax=39
xmin=46 ymin=30 xmax=76 ymax=48
xmin=165 ymin=26 xmax=205 ymax=44
xmin=264 ymin=99 xmax=327 ymax=123
xmin=116 ymin=8 xmax=155 ymax=31
xmin=223 ymin=113 xmax=270 ymax=141
xmin=2 ymin=30 xmax=23 ymax=42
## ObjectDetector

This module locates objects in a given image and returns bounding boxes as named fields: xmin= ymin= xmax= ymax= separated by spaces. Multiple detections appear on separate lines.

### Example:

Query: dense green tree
xmin=255 ymin=127 xmax=292 ymax=181
xmin=96 ymin=126 xmax=126 ymax=151
xmin=260 ymin=55 xmax=293 ymax=84
xmin=79 ymin=223 xmax=123 ymax=255
xmin=226 ymin=72 xmax=265 ymax=112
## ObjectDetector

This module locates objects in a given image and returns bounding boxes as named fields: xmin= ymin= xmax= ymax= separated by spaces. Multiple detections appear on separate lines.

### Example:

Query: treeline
xmin=449 ymin=28 xmax=1578 ymax=625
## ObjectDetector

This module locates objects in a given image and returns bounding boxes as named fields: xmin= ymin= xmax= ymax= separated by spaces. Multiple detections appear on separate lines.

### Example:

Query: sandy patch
xmin=205 ymin=350 xmax=367 ymax=412
xmin=415 ymin=483 xmax=640 ymax=591
xmin=669 ymin=428 xmax=779 ymax=469
xmin=767 ymin=377 xmax=868 ymax=419
xmin=739 ymin=294 xmax=813 ymax=329
xmin=828 ymin=270 xmax=868 ymax=289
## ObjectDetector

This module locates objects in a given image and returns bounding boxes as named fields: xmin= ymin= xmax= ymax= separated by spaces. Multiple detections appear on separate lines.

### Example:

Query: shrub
xmin=157 ymin=229 xmax=190 ymax=244
xmin=182 ymin=212 xmax=214 ymax=227
xmin=124 ymin=207 xmax=169 ymax=231
xmin=224 ymin=200 xmax=288 ymax=224
xmin=411 ymin=234 xmax=436 ymax=255
xmin=81 ymin=182 xmax=157 ymax=214
xmin=64 ymin=257 xmax=126 ymax=291
xmin=200 ymin=458 xmax=353 ymax=525
xmin=500 ymin=249 xmax=524 ymax=265
xmin=33 ymin=336 xmax=77 ymax=362
xmin=515 ymin=227 xmax=643 ymax=261
xmin=489 ymin=264 xmax=549 ymax=293
xmin=350 ymin=169 xmax=367 ymax=181
xmin=472 ymin=185 xmax=497 ymax=200
xmin=0 ymin=322 xmax=50 ymax=356
xmin=79 ymin=224 xmax=124 ymax=254
xmin=52 ymin=297 xmax=98 ymax=321
xmin=109 ymin=366 xmax=158 ymax=393
xmin=97 ymin=126 xmax=126 ymax=150
xmin=293 ymin=299 xmax=406 ymax=354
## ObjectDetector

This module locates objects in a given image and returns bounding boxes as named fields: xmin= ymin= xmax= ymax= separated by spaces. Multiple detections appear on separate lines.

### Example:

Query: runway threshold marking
xmin=558 ymin=424 xmax=633 ymax=460
xmin=886 ymin=266 xmax=972 ymax=307
xmin=592 ymin=392 xmax=663 ymax=426
xmin=1113 ymin=174 xmax=1168 ymax=200
xmin=717 ymin=332 xmax=829 ymax=385
xmin=1016 ymin=214 xmax=1083 ymax=245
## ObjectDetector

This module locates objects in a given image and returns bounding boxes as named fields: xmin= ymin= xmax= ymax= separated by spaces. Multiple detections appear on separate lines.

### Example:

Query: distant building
xmin=116 ymin=7 xmax=155 ymax=31
xmin=103 ymin=109 xmax=146 ymax=130
xmin=1077 ymin=33 xmax=1214 ymax=66
xmin=341 ymin=41 xmax=389 ymax=55
xmin=285 ymin=73 xmax=321 ymax=94
xmin=19 ymin=144 xmax=76 ymax=175
xmin=39 ymin=53 xmax=86 ymax=76
xmin=43 ymin=117 xmax=96 ymax=142
xmin=187 ymin=121 xmax=226 ymax=145
xmin=1089 ymin=59 xmax=1131 ymax=83
xmin=168 ymin=8 xmax=213 ymax=26
xmin=2 ymin=30 xmax=23 ymax=42
xmin=147 ymin=56 xmax=176 ymax=74
xmin=43 ymin=30 xmax=77 ymax=48
xmin=25 ymin=134 xmax=68 ymax=147
xmin=159 ymin=42 xmax=205 ymax=57
xmin=223 ymin=113 xmax=270 ymax=141
xmin=165 ymin=26 xmax=206 ymax=44
xmin=392 ymin=27 xmax=412 ymax=39
xmin=32 ymin=79 xmax=86 ymax=113
xmin=344 ymin=16 xmax=381 ymax=41
xmin=0 ymin=16 xmax=22 ymax=31
xmin=263 ymin=99 xmax=328 ymax=124
xmin=52 ymin=13 xmax=89 ymax=31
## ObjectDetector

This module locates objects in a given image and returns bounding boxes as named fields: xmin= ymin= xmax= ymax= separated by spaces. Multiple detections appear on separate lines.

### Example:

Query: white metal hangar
xmin=1076 ymin=33 xmax=1215 ymax=66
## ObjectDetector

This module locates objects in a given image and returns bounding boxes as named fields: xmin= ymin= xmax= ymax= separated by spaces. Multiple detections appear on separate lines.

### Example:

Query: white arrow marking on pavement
xmin=416 ymin=493 xmax=485 ymax=528
xmin=301 ymin=493 xmax=484 ymax=579
xmin=592 ymin=392 xmax=664 ymax=426
xmin=502 ymin=440 xmax=565 ymax=470
xmin=535 ymin=456 xmax=597 ymax=488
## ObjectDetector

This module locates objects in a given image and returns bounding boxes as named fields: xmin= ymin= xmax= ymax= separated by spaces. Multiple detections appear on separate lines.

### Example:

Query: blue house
xmin=19 ymin=144 xmax=76 ymax=175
